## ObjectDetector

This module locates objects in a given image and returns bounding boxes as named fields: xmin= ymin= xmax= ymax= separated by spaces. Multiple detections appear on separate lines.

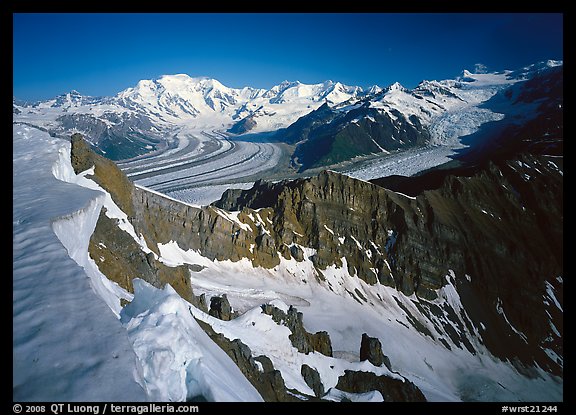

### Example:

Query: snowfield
xmin=13 ymin=124 xmax=146 ymax=401
xmin=121 ymin=280 xmax=263 ymax=402
xmin=156 ymin=240 xmax=563 ymax=402
xmin=13 ymin=124 xmax=262 ymax=402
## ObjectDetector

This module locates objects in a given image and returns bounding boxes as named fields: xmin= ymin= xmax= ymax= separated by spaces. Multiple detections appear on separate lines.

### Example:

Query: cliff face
xmin=70 ymin=128 xmax=562 ymax=389
xmin=214 ymin=154 xmax=563 ymax=375
xmin=71 ymin=134 xmax=193 ymax=302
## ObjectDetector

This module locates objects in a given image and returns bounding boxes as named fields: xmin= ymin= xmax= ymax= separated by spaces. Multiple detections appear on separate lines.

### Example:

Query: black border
xmin=7 ymin=1 xmax=569 ymax=412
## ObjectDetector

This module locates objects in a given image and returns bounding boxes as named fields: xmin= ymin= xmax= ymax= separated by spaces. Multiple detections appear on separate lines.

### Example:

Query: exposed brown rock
xmin=261 ymin=304 xmax=333 ymax=357
xmin=335 ymin=370 xmax=426 ymax=402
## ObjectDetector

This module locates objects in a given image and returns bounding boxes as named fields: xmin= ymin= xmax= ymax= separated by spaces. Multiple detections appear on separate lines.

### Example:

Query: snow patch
xmin=544 ymin=281 xmax=563 ymax=312
xmin=496 ymin=298 xmax=528 ymax=344
xmin=120 ymin=280 xmax=263 ymax=402
xmin=212 ymin=207 xmax=252 ymax=232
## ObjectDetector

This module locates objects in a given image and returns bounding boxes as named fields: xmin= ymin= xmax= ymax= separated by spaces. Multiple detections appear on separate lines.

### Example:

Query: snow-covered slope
xmin=13 ymin=75 xmax=364 ymax=141
xmin=114 ymin=75 xmax=367 ymax=133
xmin=120 ymin=280 xmax=263 ymax=402
xmin=116 ymin=75 xmax=262 ymax=126
xmin=155 ymin=238 xmax=562 ymax=402
xmin=13 ymin=123 xmax=263 ymax=402
xmin=13 ymin=124 xmax=147 ymax=401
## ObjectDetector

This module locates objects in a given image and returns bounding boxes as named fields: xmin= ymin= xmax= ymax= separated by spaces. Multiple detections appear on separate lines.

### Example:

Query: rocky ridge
xmin=71 ymin=133 xmax=428 ymax=401
xmin=70 ymin=110 xmax=562 ymax=398
xmin=214 ymin=153 xmax=563 ymax=374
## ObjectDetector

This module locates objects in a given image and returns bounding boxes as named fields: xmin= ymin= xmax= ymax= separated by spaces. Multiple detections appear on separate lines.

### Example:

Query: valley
xmin=15 ymin=64 xmax=550 ymax=206
xmin=12 ymin=59 xmax=563 ymax=403
xmin=118 ymin=129 xmax=284 ymax=204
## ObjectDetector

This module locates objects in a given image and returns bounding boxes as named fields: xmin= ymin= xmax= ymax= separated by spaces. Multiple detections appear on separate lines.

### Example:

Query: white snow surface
xmin=13 ymin=124 xmax=262 ymax=402
xmin=13 ymin=124 xmax=147 ymax=401
xmin=120 ymin=280 xmax=262 ymax=402
xmin=158 ymin=240 xmax=563 ymax=402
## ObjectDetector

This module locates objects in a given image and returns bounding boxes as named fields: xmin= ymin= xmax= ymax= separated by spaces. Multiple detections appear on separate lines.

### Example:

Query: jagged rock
xmin=209 ymin=294 xmax=232 ymax=321
xmin=360 ymin=333 xmax=391 ymax=370
xmin=301 ymin=364 xmax=324 ymax=398
xmin=192 ymin=293 xmax=208 ymax=313
xmin=188 ymin=264 xmax=206 ymax=273
xmin=72 ymin=128 xmax=563 ymax=377
xmin=289 ymin=244 xmax=304 ymax=261
xmin=308 ymin=331 xmax=333 ymax=358
xmin=71 ymin=133 xmax=135 ymax=218
xmin=194 ymin=319 xmax=303 ymax=402
xmin=228 ymin=115 xmax=257 ymax=134
xmin=88 ymin=207 xmax=194 ymax=303
xmin=212 ymin=156 xmax=563 ymax=374
xmin=286 ymin=306 xmax=312 ymax=354
xmin=335 ymin=370 xmax=426 ymax=402
xmin=261 ymin=304 xmax=333 ymax=357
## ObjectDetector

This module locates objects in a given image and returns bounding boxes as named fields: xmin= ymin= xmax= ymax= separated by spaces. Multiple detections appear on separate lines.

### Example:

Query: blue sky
xmin=13 ymin=13 xmax=563 ymax=101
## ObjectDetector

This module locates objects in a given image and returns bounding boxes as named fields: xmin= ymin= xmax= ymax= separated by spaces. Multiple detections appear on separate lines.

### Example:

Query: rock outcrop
xmin=335 ymin=370 xmax=427 ymax=402
xmin=360 ymin=333 xmax=391 ymax=370
xmin=261 ymin=304 xmax=333 ymax=357
xmin=195 ymin=319 xmax=306 ymax=402
xmin=71 ymin=134 xmax=194 ymax=302
xmin=209 ymin=294 xmax=233 ymax=321
xmin=301 ymin=364 xmax=324 ymax=398
xmin=88 ymin=208 xmax=194 ymax=302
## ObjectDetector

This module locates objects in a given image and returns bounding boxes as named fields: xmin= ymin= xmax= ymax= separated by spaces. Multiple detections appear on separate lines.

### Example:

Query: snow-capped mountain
xmin=13 ymin=59 xmax=563 ymax=403
xmin=117 ymin=75 xmax=264 ymax=121
xmin=12 ymin=60 xmax=563 ymax=165
xmin=13 ymin=74 xmax=367 ymax=160
xmin=274 ymin=61 xmax=562 ymax=171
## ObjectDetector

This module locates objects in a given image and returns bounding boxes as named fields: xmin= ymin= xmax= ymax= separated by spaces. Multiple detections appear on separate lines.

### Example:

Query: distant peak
xmin=387 ymin=82 xmax=405 ymax=92
xmin=545 ymin=59 xmax=563 ymax=67
xmin=458 ymin=70 xmax=477 ymax=82
xmin=157 ymin=73 xmax=192 ymax=82
xmin=473 ymin=63 xmax=489 ymax=74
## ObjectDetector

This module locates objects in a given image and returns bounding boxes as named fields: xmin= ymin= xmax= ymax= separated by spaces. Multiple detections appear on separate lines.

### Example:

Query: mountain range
xmin=13 ymin=60 xmax=562 ymax=168
xmin=13 ymin=59 xmax=563 ymax=403
xmin=13 ymin=75 xmax=368 ymax=160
